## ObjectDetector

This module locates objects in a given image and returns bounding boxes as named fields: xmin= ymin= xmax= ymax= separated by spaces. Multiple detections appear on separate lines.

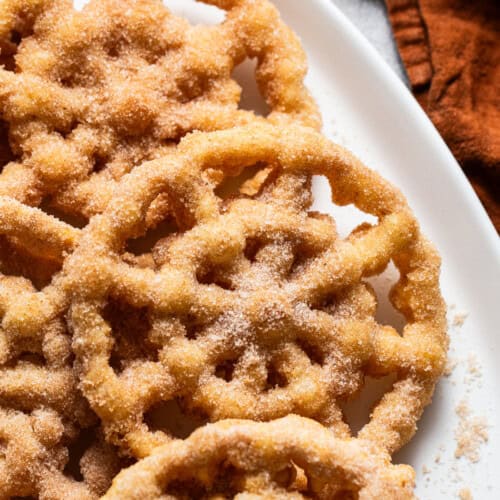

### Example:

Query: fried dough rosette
xmin=0 ymin=0 xmax=319 ymax=224
xmin=103 ymin=416 xmax=416 ymax=500
xmin=65 ymin=123 xmax=447 ymax=461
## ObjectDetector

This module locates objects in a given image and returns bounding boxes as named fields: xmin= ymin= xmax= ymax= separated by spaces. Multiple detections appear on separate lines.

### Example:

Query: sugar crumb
xmin=444 ymin=356 xmax=458 ymax=376
xmin=463 ymin=353 xmax=482 ymax=389
xmin=467 ymin=354 xmax=481 ymax=377
xmin=454 ymin=399 xmax=488 ymax=463
xmin=452 ymin=311 xmax=468 ymax=327
xmin=458 ymin=487 xmax=473 ymax=500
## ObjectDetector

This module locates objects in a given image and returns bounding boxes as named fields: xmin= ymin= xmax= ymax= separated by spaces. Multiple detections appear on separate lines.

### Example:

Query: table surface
xmin=331 ymin=0 xmax=408 ymax=86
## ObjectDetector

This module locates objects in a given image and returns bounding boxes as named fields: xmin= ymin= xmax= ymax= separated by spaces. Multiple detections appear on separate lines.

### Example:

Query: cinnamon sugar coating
xmin=0 ymin=2 xmax=449 ymax=495
xmin=103 ymin=415 xmax=416 ymax=500
xmin=0 ymin=0 xmax=319 ymax=223
xmin=67 ymin=123 xmax=447 ymax=459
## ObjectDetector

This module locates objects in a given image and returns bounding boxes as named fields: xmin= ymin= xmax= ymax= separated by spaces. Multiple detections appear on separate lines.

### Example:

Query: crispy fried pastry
xmin=0 ymin=408 xmax=123 ymax=499
xmin=102 ymin=415 xmax=416 ymax=500
xmin=0 ymin=195 xmax=78 ymax=339
xmin=0 ymin=2 xmax=447 ymax=493
xmin=0 ymin=0 xmax=319 ymax=223
xmin=68 ymin=123 xmax=447 ymax=458
xmin=0 ymin=197 xmax=82 ymax=422
xmin=0 ymin=195 xmax=126 ymax=498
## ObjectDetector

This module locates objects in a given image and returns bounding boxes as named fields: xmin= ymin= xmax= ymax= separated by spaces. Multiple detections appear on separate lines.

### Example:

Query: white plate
xmin=270 ymin=2 xmax=500 ymax=498
xmin=78 ymin=0 xmax=500 ymax=497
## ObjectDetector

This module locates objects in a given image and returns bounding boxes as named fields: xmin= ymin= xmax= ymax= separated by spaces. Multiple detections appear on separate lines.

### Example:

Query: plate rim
xmin=271 ymin=0 xmax=500 ymax=495
xmin=290 ymin=0 xmax=499 ymax=258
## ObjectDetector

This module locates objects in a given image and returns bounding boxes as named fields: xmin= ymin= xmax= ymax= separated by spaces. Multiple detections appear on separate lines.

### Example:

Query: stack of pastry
xmin=0 ymin=1 xmax=448 ymax=498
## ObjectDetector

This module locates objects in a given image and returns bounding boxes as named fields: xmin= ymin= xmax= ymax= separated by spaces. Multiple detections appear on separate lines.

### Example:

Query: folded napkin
xmin=385 ymin=0 xmax=500 ymax=231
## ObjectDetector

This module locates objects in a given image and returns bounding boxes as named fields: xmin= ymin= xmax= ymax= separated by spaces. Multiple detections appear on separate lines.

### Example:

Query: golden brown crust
xmin=0 ymin=0 xmax=319 ymax=222
xmin=102 ymin=415 xmax=416 ymax=500
xmin=0 ymin=408 xmax=123 ymax=499
xmin=0 ymin=3 xmax=447 ymax=494
xmin=0 ymin=198 xmax=121 ymax=498
xmin=66 ymin=123 xmax=447 ymax=458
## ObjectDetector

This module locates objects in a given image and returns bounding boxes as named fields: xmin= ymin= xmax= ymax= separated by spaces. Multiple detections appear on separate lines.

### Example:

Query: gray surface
xmin=331 ymin=0 xmax=408 ymax=86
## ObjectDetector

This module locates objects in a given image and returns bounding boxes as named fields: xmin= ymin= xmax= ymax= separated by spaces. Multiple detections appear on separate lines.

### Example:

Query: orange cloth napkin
xmin=385 ymin=0 xmax=500 ymax=231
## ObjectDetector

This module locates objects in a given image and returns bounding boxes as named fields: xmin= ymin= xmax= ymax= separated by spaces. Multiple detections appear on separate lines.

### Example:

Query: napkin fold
xmin=385 ymin=0 xmax=500 ymax=231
